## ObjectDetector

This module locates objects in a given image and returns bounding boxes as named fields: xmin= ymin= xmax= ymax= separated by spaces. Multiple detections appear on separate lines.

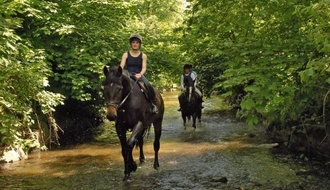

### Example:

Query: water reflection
xmin=0 ymin=90 xmax=329 ymax=189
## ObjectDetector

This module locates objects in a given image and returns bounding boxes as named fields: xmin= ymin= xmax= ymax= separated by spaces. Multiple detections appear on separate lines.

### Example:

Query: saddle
xmin=137 ymin=81 xmax=150 ymax=99
xmin=130 ymin=76 xmax=150 ymax=100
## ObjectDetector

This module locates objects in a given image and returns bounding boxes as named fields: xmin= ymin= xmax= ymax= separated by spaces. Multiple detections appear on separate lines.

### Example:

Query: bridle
xmin=106 ymin=77 xmax=139 ymax=110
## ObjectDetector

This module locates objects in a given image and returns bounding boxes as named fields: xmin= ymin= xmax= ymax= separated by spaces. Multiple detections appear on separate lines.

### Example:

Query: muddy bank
xmin=266 ymin=121 xmax=330 ymax=165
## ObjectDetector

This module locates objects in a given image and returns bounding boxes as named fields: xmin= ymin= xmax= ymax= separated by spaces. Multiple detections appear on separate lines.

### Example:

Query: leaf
xmin=240 ymin=98 xmax=256 ymax=110
xmin=299 ymin=68 xmax=314 ymax=83
xmin=246 ymin=115 xmax=259 ymax=126
xmin=6 ymin=41 xmax=17 ymax=52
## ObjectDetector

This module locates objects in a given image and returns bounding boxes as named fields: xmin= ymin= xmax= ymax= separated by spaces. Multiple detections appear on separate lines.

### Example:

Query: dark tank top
xmin=125 ymin=51 xmax=143 ymax=74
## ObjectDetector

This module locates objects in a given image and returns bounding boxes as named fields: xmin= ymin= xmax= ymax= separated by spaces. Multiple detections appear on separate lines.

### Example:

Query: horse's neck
xmin=184 ymin=76 xmax=194 ymax=87
xmin=185 ymin=86 xmax=195 ymax=95
xmin=121 ymin=75 xmax=134 ymax=95
xmin=185 ymin=81 xmax=194 ymax=88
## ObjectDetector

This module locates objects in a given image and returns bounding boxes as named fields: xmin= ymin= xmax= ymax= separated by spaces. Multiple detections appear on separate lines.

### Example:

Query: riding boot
xmin=177 ymin=101 xmax=182 ymax=111
xmin=151 ymin=100 xmax=159 ymax=114
xmin=141 ymin=76 xmax=158 ymax=114
xmin=178 ymin=102 xmax=182 ymax=111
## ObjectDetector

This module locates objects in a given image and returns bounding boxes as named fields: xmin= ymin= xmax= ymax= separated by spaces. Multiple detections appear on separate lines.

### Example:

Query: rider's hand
xmin=135 ymin=73 xmax=142 ymax=78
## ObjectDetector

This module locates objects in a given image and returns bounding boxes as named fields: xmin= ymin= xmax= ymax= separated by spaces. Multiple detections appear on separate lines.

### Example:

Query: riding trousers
xmin=181 ymin=87 xmax=203 ymax=99
xmin=135 ymin=75 xmax=157 ymax=103
xmin=194 ymin=88 xmax=202 ymax=98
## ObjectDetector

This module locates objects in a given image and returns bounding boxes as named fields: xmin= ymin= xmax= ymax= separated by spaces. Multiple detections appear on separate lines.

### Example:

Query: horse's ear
xmin=103 ymin=66 xmax=109 ymax=76
xmin=117 ymin=66 xmax=123 ymax=76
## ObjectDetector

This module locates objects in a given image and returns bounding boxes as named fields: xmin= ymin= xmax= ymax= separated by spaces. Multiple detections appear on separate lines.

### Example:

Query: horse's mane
xmin=104 ymin=67 xmax=133 ymax=90
xmin=184 ymin=75 xmax=195 ymax=88
xmin=122 ymin=69 xmax=131 ymax=78
xmin=107 ymin=67 xmax=130 ymax=79
xmin=118 ymin=68 xmax=133 ymax=89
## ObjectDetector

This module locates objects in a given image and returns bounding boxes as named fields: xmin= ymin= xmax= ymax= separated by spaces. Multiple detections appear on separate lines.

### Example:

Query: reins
xmin=117 ymin=77 xmax=139 ymax=109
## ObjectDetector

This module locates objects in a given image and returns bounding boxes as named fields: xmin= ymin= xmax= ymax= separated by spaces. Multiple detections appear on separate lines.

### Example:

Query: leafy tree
xmin=182 ymin=0 xmax=330 ymax=129
xmin=121 ymin=0 xmax=186 ymax=89
xmin=0 ymin=0 xmax=64 ymax=150
xmin=1 ymin=0 xmax=187 ymax=148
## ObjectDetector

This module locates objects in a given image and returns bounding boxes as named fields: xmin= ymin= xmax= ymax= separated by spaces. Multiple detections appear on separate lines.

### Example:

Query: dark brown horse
xmin=103 ymin=66 xmax=164 ymax=181
xmin=178 ymin=76 xmax=202 ymax=129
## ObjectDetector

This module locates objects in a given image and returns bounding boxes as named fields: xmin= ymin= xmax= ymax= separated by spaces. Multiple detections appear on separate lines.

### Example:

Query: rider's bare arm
xmin=120 ymin=52 xmax=128 ymax=69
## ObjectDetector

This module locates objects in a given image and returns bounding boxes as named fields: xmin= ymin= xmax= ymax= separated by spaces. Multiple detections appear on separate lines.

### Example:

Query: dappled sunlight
xmin=1 ymin=91 xmax=329 ymax=189
xmin=0 ymin=144 xmax=123 ymax=177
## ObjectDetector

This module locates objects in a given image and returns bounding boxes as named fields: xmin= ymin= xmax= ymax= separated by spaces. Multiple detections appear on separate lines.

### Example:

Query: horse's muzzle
xmin=106 ymin=105 xmax=118 ymax=121
xmin=107 ymin=114 xmax=117 ymax=121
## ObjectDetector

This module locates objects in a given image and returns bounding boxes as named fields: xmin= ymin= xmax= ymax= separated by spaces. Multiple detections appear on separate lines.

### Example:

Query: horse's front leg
xmin=125 ymin=145 xmax=137 ymax=178
xmin=127 ymin=121 xmax=144 ymax=147
xmin=119 ymin=121 xmax=144 ymax=180
xmin=116 ymin=124 xmax=137 ymax=181
xmin=192 ymin=113 xmax=197 ymax=129
xmin=137 ymin=135 xmax=145 ymax=163
xmin=153 ymin=119 xmax=162 ymax=170
xmin=198 ymin=108 xmax=202 ymax=123
xmin=116 ymin=125 xmax=131 ymax=181
xmin=181 ymin=111 xmax=187 ymax=130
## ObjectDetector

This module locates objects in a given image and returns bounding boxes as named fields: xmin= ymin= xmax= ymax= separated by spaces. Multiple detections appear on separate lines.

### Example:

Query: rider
xmin=188 ymin=64 xmax=204 ymax=104
xmin=120 ymin=33 xmax=158 ymax=114
xmin=177 ymin=64 xmax=203 ymax=111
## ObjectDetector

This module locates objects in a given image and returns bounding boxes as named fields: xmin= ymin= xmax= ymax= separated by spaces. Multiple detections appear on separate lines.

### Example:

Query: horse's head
xmin=183 ymin=76 xmax=195 ymax=102
xmin=103 ymin=66 xmax=127 ymax=121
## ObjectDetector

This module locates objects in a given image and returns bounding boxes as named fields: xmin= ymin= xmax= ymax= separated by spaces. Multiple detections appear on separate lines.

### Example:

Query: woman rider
xmin=178 ymin=64 xmax=203 ymax=111
xmin=119 ymin=33 xmax=158 ymax=114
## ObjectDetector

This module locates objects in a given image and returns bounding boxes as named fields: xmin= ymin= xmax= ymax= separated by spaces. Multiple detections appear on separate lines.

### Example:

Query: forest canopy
xmin=1 ymin=0 xmax=330 ymax=153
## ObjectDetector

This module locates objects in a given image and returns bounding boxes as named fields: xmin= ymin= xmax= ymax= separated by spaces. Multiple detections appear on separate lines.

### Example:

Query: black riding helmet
xmin=129 ymin=33 xmax=142 ymax=44
xmin=183 ymin=64 xmax=190 ymax=70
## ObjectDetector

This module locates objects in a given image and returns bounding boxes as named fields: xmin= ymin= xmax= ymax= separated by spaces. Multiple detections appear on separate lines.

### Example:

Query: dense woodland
xmin=1 ymin=0 xmax=330 ymax=160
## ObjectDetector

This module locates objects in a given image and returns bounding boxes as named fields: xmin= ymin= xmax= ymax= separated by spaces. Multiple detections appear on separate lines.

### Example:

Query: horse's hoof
xmin=123 ymin=174 xmax=131 ymax=181
xmin=154 ymin=162 xmax=160 ymax=170
xmin=130 ymin=161 xmax=137 ymax=172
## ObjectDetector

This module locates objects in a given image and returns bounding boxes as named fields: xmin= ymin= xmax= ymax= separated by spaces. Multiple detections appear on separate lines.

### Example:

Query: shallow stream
xmin=0 ymin=91 xmax=329 ymax=189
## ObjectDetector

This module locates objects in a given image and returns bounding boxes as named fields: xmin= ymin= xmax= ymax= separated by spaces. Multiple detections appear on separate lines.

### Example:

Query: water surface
xmin=0 ymin=91 xmax=329 ymax=189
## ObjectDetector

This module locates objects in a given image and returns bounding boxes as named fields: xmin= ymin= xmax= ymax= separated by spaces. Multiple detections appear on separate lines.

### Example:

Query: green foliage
xmin=1 ymin=0 xmax=186 ymax=149
xmin=0 ymin=0 xmax=64 ymax=148
xmin=3 ymin=0 xmax=330 ymax=150
xmin=18 ymin=0 xmax=130 ymax=101
xmin=17 ymin=0 xmax=186 ymax=100
xmin=182 ymin=0 xmax=330 ymax=127
xmin=125 ymin=0 xmax=186 ymax=88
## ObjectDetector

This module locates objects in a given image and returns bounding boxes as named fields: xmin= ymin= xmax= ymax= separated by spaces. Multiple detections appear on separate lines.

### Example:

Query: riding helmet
xmin=129 ymin=33 xmax=142 ymax=44
xmin=183 ymin=64 xmax=190 ymax=69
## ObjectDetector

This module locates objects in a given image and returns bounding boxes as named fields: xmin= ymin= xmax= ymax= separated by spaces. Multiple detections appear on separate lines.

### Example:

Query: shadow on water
xmin=1 ymin=90 xmax=330 ymax=189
